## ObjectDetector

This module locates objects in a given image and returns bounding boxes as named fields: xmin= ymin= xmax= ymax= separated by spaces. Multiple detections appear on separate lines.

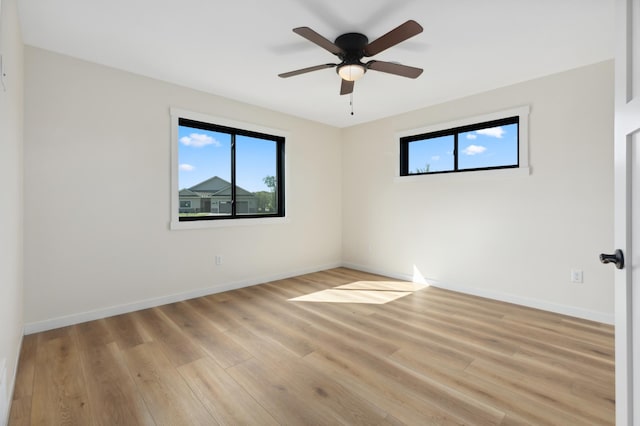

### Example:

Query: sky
xmin=178 ymin=125 xmax=277 ymax=192
xmin=408 ymin=123 xmax=518 ymax=173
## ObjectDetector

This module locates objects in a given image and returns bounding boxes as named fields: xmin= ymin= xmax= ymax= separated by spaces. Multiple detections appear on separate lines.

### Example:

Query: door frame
xmin=614 ymin=0 xmax=640 ymax=424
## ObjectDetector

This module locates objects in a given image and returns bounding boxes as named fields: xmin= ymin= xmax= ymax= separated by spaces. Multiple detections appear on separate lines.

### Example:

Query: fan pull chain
xmin=350 ymin=93 xmax=354 ymax=116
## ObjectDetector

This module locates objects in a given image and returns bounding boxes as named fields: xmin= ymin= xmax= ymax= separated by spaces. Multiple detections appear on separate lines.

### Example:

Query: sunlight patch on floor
xmin=336 ymin=280 xmax=428 ymax=291
xmin=289 ymin=280 xmax=427 ymax=304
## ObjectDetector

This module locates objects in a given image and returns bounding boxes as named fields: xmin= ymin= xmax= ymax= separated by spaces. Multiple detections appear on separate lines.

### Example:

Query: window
xmin=170 ymin=109 xmax=285 ymax=227
xmin=399 ymin=106 xmax=529 ymax=177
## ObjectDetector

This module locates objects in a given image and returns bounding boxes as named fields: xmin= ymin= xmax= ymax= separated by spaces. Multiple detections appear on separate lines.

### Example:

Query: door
xmin=612 ymin=0 xmax=640 ymax=424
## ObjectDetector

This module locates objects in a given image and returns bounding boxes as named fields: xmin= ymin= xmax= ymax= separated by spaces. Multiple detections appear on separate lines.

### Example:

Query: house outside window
xmin=170 ymin=109 xmax=286 ymax=229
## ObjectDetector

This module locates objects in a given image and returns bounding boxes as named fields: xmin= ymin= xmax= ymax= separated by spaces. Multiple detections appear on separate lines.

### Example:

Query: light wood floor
xmin=9 ymin=268 xmax=614 ymax=425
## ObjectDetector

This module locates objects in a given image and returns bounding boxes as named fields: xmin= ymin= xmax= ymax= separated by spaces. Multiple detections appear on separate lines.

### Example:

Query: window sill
xmin=394 ymin=166 xmax=531 ymax=184
xmin=170 ymin=216 xmax=290 ymax=230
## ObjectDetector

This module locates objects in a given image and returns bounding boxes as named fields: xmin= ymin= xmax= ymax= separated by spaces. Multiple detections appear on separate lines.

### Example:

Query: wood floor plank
xmin=102 ymin=312 xmax=149 ymax=350
xmin=414 ymin=304 xmax=613 ymax=372
xmin=9 ymin=268 xmax=615 ymax=425
xmin=367 ymin=312 xmax=516 ymax=364
xmin=132 ymin=308 xmax=204 ymax=367
xmin=78 ymin=342 xmax=155 ymax=425
xmin=214 ymin=288 xmax=319 ymax=357
xmin=246 ymin=284 xmax=400 ymax=361
xmin=11 ymin=334 xmax=37 ymax=401
xmin=184 ymin=296 xmax=245 ymax=333
xmin=73 ymin=319 xmax=114 ymax=353
xmin=513 ymin=345 xmax=614 ymax=389
xmin=8 ymin=398 xmax=31 ymax=426
xmin=30 ymin=328 xmax=93 ymax=425
xmin=262 ymin=282 xmax=400 ymax=356
xmin=229 ymin=356 xmax=397 ymax=426
xmin=308 ymin=343 xmax=506 ymax=426
xmin=389 ymin=343 xmax=597 ymax=425
xmin=225 ymin=326 xmax=395 ymax=425
xmin=304 ymin=349 xmax=489 ymax=425
xmin=158 ymin=301 xmax=253 ymax=369
xmin=178 ymin=357 xmax=280 ymax=426
xmin=121 ymin=341 xmax=216 ymax=425
xmin=465 ymin=358 xmax=613 ymax=424
xmin=395 ymin=288 xmax=506 ymax=321
xmin=226 ymin=357 xmax=335 ymax=426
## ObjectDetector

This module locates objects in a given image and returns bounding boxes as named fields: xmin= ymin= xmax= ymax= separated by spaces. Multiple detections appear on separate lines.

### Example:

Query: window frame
xmin=396 ymin=106 xmax=530 ymax=180
xmin=170 ymin=108 xmax=288 ymax=230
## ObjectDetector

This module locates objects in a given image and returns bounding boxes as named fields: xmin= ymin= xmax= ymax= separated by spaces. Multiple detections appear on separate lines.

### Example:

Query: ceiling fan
xmin=278 ymin=20 xmax=424 ymax=95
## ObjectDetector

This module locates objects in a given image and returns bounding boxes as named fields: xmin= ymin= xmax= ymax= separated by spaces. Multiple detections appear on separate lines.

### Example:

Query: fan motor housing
xmin=335 ymin=33 xmax=368 ymax=62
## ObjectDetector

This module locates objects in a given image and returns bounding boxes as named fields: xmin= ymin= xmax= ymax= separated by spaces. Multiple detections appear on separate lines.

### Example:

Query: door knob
xmin=599 ymin=249 xmax=624 ymax=269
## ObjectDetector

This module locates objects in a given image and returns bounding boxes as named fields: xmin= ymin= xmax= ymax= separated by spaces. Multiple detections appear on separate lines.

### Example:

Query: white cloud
xmin=476 ymin=126 xmax=505 ymax=138
xmin=431 ymin=155 xmax=440 ymax=161
xmin=179 ymin=163 xmax=195 ymax=171
xmin=179 ymin=133 xmax=220 ymax=148
xmin=462 ymin=145 xmax=487 ymax=155
xmin=466 ymin=134 xmax=477 ymax=140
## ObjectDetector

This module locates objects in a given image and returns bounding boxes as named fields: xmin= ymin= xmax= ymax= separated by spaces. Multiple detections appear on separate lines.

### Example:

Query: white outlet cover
xmin=570 ymin=269 xmax=584 ymax=283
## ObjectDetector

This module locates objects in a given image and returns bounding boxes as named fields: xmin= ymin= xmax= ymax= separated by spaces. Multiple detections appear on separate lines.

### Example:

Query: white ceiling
xmin=18 ymin=0 xmax=615 ymax=128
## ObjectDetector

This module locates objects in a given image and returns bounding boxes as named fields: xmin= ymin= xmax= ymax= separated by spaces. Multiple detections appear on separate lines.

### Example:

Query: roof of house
xmin=181 ymin=176 xmax=255 ymax=197
xmin=178 ymin=188 xmax=201 ymax=197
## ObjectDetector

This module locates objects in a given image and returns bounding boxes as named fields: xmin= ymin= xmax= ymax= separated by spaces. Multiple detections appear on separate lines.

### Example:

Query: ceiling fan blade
xmin=278 ymin=63 xmax=336 ymax=78
xmin=367 ymin=61 xmax=423 ymax=78
xmin=293 ymin=27 xmax=344 ymax=55
xmin=363 ymin=20 xmax=423 ymax=57
xmin=340 ymin=79 xmax=354 ymax=95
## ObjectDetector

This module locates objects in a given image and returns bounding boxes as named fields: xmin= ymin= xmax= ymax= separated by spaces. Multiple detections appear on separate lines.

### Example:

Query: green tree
xmin=414 ymin=163 xmax=431 ymax=173
xmin=254 ymin=191 xmax=273 ymax=212
xmin=262 ymin=175 xmax=277 ymax=212
xmin=263 ymin=175 xmax=276 ymax=191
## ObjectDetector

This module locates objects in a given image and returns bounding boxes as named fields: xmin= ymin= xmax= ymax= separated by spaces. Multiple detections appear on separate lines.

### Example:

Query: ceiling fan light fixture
xmin=338 ymin=64 xmax=366 ymax=81
xmin=281 ymin=21 xmax=423 ymax=96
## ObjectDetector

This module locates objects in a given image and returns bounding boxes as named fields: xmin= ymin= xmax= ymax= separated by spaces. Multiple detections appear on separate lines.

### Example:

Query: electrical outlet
xmin=215 ymin=255 xmax=222 ymax=265
xmin=571 ymin=269 xmax=583 ymax=283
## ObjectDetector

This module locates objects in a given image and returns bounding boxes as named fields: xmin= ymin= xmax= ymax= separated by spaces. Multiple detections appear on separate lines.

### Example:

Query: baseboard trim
xmin=23 ymin=260 xmax=614 ymax=334
xmin=342 ymin=262 xmax=615 ymax=325
xmin=24 ymin=261 xmax=342 ymax=335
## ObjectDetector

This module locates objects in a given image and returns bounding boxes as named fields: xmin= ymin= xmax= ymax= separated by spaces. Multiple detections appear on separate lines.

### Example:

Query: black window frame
xmin=178 ymin=117 xmax=285 ymax=222
xmin=400 ymin=116 xmax=519 ymax=176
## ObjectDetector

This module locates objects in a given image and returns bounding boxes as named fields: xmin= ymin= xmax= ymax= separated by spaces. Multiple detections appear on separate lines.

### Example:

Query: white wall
xmin=23 ymin=47 xmax=342 ymax=330
xmin=342 ymin=61 xmax=615 ymax=322
xmin=0 ymin=0 xmax=24 ymax=420
xmin=22 ymin=45 xmax=615 ymax=329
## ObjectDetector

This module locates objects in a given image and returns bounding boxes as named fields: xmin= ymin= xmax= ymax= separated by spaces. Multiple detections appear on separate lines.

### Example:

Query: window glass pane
xmin=458 ymin=123 xmax=518 ymax=170
xmin=408 ymin=135 xmax=454 ymax=174
xmin=178 ymin=125 xmax=232 ymax=218
xmin=235 ymin=135 xmax=278 ymax=216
